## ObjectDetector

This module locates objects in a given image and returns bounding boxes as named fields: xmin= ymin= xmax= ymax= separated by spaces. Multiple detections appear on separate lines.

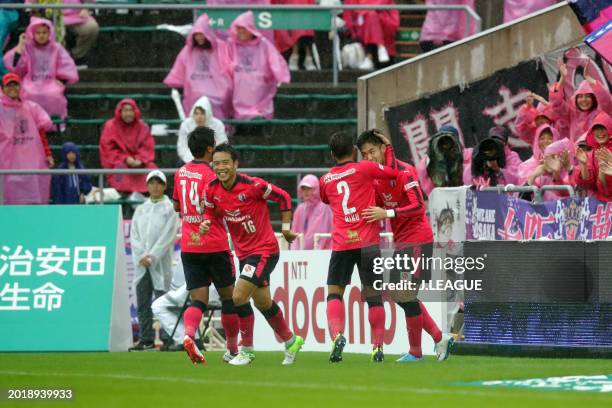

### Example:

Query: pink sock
xmin=221 ymin=312 xmax=239 ymax=354
xmin=406 ymin=315 xmax=423 ymax=358
xmin=265 ymin=305 xmax=293 ymax=342
xmin=183 ymin=306 xmax=203 ymax=339
xmin=419 ymin=301 xmax=442 ymax=343
xmin=326 ymin=297 xmax=345 ymax=339
xmin=239 ymin=314 xmax=255 ymax=348
xmin=368 ymin=305 xmax=385 ymax=347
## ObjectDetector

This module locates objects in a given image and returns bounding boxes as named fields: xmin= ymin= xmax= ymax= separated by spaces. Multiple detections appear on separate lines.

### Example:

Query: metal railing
xmin=0 ymin=168 xmax=329 ymax=204
xmin=481 ymin=184 xmax=576 ymax=203
xmin=0 ymin=3 xmax=481 ymax=86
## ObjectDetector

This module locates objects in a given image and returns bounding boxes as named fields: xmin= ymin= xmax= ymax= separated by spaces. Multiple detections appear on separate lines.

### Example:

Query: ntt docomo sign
xmin=252 ymin=251 xmax=444 ymax=355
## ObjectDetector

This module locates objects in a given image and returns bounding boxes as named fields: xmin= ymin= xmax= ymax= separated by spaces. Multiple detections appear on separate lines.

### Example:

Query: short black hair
xmin=356 ymin=129 xmax=384 ymax=150
xmin=329 ymin=131 xmax=354 ymax=159
xmin=188 ymin=126 xmax=216 ymax=158
xmin=213 ymin=142 xmax=239 ymax=161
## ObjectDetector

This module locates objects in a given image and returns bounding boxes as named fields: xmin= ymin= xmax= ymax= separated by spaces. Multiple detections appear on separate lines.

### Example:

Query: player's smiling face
xmin=212 ymin=151 xmax=238 ymax=183
xmin=360 ymin=142 xmax=385 ymax=164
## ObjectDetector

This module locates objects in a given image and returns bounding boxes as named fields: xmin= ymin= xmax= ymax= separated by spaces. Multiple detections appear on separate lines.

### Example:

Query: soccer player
xmin=199 ymin=143 xmax=305 ymax=365
xmin=319 ymin=131 xmax=398 ymax=363
xmin=357 ymin=129 xmax=454 ymax=362
xmin=172 ymin=127 xmax=240 ymax=365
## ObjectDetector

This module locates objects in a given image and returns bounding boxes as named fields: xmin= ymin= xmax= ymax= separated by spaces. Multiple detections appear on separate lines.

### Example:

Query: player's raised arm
xmin=253 ymin=179 xmax=298 ymax=243
xmin=359 ymin=159 xmax=398 ymax=180
xmin=390 ymin=170 xmax=427 ymax=219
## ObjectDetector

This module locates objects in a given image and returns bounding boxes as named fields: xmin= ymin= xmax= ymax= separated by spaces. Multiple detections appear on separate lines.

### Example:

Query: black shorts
xmin=181 ymin=251 xmax=236 ymax=291
xmin=389 ymin=243 xmax=434 ymax=286
xmin=238 ymin=252 xmax=280 ymax=288
xmin=327 ymin=245 xmax=381 ymax=288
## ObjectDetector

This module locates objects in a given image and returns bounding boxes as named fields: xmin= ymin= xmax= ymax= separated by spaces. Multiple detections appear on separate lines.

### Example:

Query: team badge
xmin=239 ymin=193 xmax=247 ymax=202
xmin=390 ymin=180 xmax=396 ymax=188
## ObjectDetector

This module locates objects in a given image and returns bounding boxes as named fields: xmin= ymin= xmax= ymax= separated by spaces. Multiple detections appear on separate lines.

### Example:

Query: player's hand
xmin=199 ymin=219 xmax=211 ymax=235
xmin=282 ymin=229 xmax=299 ymax=243
xmin=363 ymin=206 xmax=387 ymax=222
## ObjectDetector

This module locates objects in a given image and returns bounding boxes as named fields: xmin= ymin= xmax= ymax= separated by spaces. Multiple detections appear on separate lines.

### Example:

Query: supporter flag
xmin=568 ymin=0 xmax=612 ymax=33
xmin=585 ymin=19 xmax=612 ymax=64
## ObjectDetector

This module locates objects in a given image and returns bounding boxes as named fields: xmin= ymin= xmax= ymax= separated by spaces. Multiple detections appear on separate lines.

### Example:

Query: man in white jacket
xmin=130 ymin=170 xmax=179 ymax=351
xmin=176 ymin=96 xmax=228 ymax=164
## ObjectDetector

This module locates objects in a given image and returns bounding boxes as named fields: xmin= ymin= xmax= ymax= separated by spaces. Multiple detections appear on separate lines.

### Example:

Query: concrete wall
xmin=357 ymin=2 xmax=583 ymax=134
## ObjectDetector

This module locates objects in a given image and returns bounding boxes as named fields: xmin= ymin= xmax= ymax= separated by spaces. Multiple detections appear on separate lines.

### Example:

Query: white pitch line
xmin=0 ymin=370 xmax=571 ymax=400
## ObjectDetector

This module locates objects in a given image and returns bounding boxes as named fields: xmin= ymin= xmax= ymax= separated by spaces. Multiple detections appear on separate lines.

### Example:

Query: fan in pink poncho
xmin=205 ymin=0 xmax=275 ymax=43
xmin=229 ymin=11 xmax=290 ymax=120
xmin=273 ymin=0 xmax=318 ymax=71
xmin=99 ymin=99 xmax=157 ymax=194
xmin=549 ymin=65 xmax=612 ymax=143
xmin=514 ymin=91 xmax=556 ymax=144
xmin=343 ymin=0 xmax=399 ymax=69
xmin=290 ymin=175 xmax=333 ymax=250
xmin=3 ymin=17 xmax=78 ymax=120
xmin=573 ymin=112 xmax=612 ymax=202
xmin=164 ymin=13 xmax=234 ymax=119
xmin=525 ymin=137 xmax=574 ymax=201
xmin=517 ymin=123 xmax=561 ymax=186
xmin=503 ymin=0 xmax=556 ymax=23
xmin=419 ymin=1 xmax=476 ymax=52
xmin=0 ymin=73 xmax=53 ymax=204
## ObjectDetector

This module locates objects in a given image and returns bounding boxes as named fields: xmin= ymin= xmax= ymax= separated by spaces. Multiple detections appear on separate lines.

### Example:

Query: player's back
xmin=173 ymin=161 xmax=228 ymax=253
xmin=320 ymin=162 xmax=382 ymax=250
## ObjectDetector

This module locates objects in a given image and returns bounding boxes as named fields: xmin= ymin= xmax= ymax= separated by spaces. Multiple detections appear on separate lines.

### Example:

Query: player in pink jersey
xmin=319 ymin=131 xmax=398 ymax=363
xmin=172 ymin=127 xmax=240 ymax=365
xmin=200 ymin=143 xmax=304 ymax=366
xmin=357 ymin=129 xmax=455 ymax=363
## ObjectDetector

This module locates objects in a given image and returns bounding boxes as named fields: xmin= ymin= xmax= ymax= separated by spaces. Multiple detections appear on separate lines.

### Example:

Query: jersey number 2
xmin=337 ymin=181 xmax=356 ymax=215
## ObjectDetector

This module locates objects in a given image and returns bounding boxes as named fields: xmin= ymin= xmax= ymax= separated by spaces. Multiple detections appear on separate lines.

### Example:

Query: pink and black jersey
xmin=374 ymin=156 xmax=433 ymax=247
xmin=173 ymin=160 xmax=229 ymax=253
xmin=320 ymin=160 xmax=397 ymax=251
xmin=204 ymin=173 xmax=292 ymax=259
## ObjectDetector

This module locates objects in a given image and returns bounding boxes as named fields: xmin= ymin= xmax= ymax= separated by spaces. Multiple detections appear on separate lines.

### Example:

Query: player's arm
xmin=359 ymin=159 xmax=398 ymax=180
xmin=254 ymin=179 xmax=298 ymax=243
xmin=376 ymin=132 xmax=398 ymax=170
xmin=199 ymin=186 xmax=218 ymax=235
xmin=364 ymin=171 xmax=426 ymax=222
xmin=319 ymin=176 xmax=329 ymax=204
xmin=172 ymin=173 xmax=181 ymax=213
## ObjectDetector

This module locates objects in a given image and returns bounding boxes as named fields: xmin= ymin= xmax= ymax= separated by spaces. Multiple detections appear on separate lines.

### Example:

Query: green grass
xmin=0 ymin=352 xmax=611 ymax=407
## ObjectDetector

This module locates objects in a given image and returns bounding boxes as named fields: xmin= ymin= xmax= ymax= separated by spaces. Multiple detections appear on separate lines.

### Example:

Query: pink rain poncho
xmin=3 ymin=17 xmax=78 ymax=119
xmin=420 ymin=0 xmax=476 ymax=45
xmin=164 ymin=13 xmax=234 ymax=119
xmin=573 ymin=112 xmax=612 ymax=202
xmin=503 ymin=0 xmax=556 ymax=23
xmin=0 ymin=92 xmax=53 ymax=204
xmin=63 ymin=0 xmax=96 ymax=26
xmin=517 ymin=124 xmax=561 ymax=186
xmin=273 ymin=0 xmax=315 ymax=53
xmin=99 ymin=99 xmax=157 ymax=193
xmin=514 ymin=101 xmax=556 ymax=144
xmin=528 ymin=138 xmax=575 ymax=201
xmin=229 ymin=11 xmax=290 ymax=119
xmin=549 ymin=79 xmax=612 ymax=143
xmin=290 ymin=175 xmax=333 ymax=250
xmin=343 ymin=0 xmax=400 ymax=57
xmin=206 ymin=0 xmax=275 ymax=43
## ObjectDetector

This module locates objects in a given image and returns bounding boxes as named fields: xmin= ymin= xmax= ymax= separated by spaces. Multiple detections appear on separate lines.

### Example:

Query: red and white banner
xmin=253 ymin=250 xmax=445 ymax=355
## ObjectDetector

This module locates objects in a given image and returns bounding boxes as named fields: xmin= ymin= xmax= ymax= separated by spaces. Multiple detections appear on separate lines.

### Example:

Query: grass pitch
xmin=0 ymin=352 xmax=611 ymax=407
